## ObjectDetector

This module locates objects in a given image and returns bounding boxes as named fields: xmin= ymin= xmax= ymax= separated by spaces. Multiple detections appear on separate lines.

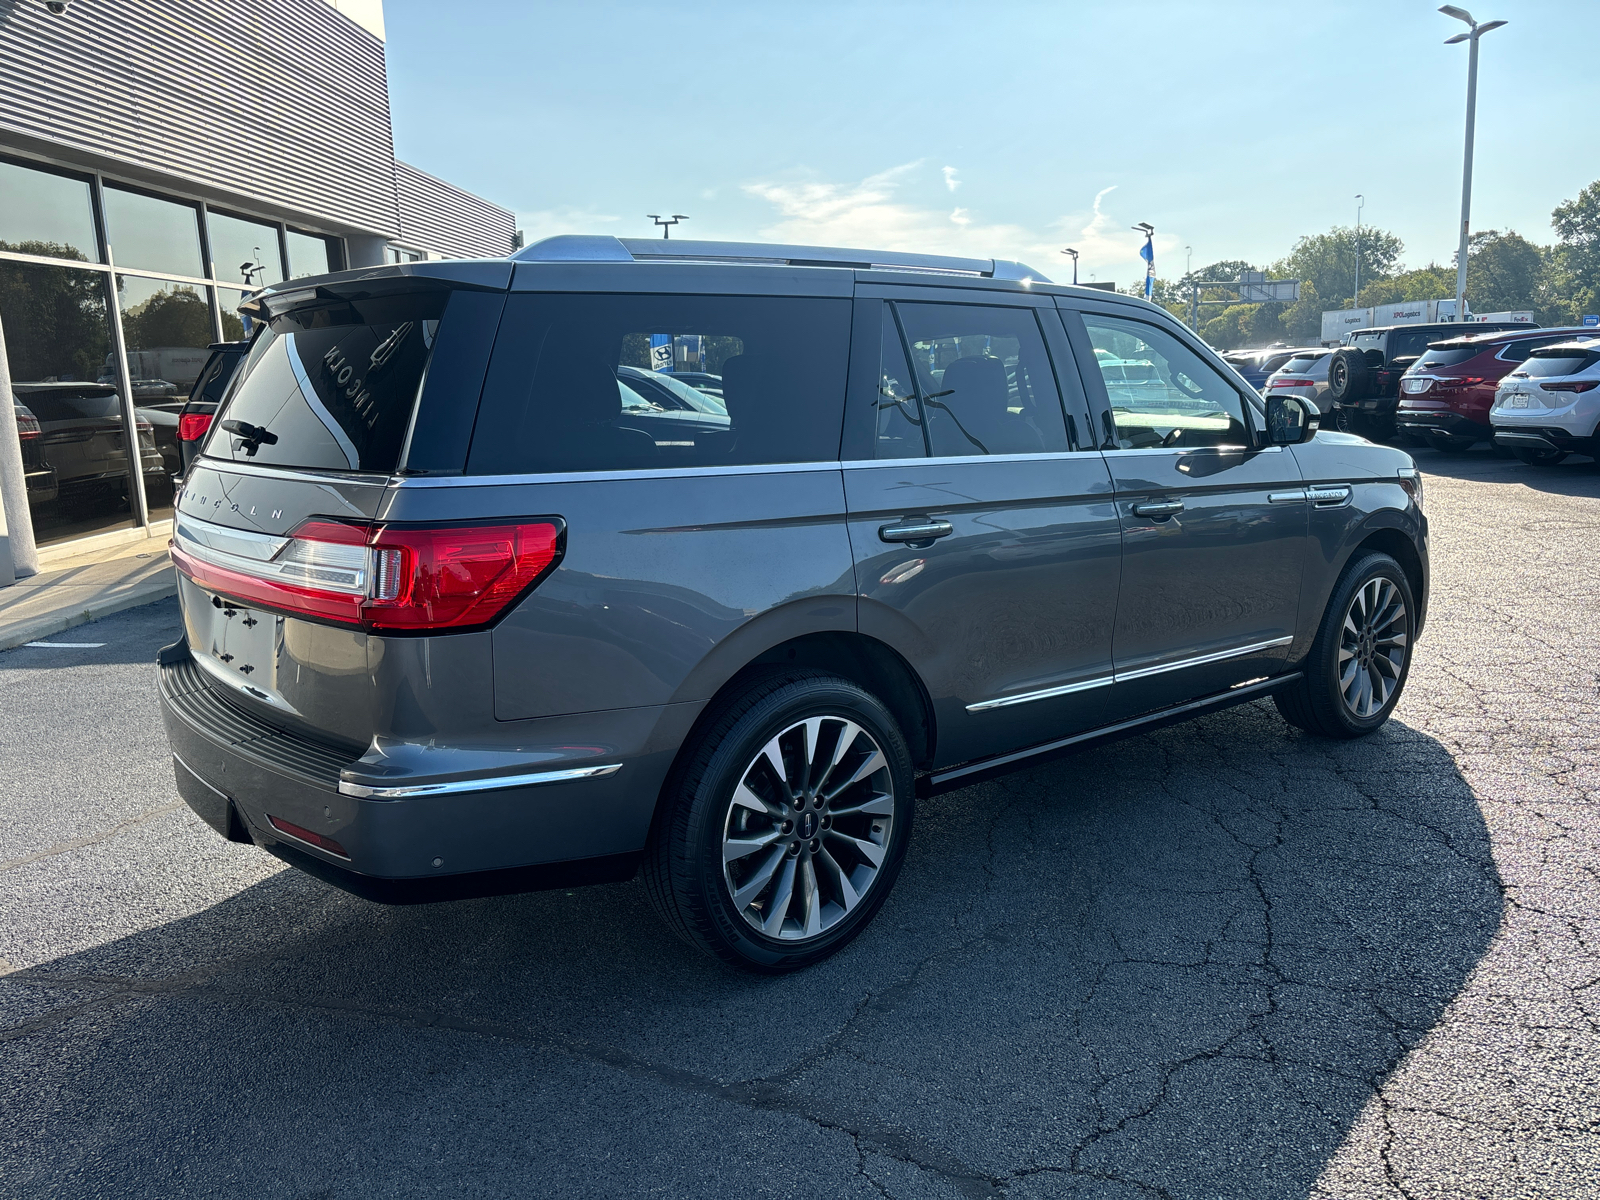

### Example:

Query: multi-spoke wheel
xmin=1337 ymin=577 xmax=1409 ymax=719
xmin=1276 ymin=552 xmax=1417 ymax=739
xmin=722 ymin=716 xmax=895 ymax=941
xmin=643 ymin=672 xmax=914 ymax=972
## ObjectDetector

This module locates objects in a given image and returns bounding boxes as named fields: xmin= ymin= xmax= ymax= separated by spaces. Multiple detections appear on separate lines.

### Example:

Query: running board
xmin=919 ymin=672 xmax=1303 ymax=797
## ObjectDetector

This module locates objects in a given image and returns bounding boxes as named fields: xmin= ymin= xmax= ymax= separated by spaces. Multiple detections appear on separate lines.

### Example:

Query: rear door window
xmin=893 ymin=302 xmax=1068 ymax=457
xmin=467 ymin=293 xmax=851 ymax=474
xmin=204 ymin=292 xmax=445 ymax=472
xmin=1500 ymin=336 xmax=1576 ymax=364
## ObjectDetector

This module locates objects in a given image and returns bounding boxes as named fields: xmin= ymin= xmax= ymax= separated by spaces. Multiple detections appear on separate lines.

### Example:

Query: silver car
xmin=1263 ymin=349 xmax=1332 ymax=412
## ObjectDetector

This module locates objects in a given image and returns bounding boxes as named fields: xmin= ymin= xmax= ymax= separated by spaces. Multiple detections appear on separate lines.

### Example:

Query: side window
xmin=874 ymin=306 xmax=925 ymax=458
xmin=467 ymin=293 xmax=852 ymax=474
xmin=893 ymin=302 xmax=1068 ymax=457
xmin=1078 ymin=314 xmax=1250 ymax=450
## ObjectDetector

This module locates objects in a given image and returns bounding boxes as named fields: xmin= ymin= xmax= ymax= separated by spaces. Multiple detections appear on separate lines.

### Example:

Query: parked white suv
xmin=1491 ymin=338 xmax=1600 ymax=466
xmin=1262 ymin=349 xmax=1332 ymax=412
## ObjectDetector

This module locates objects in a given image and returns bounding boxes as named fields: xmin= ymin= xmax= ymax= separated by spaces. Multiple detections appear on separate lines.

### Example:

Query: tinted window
xmin=895 ymin=302 xmax=1067 ymax=456
xmin=102 ymin=186 xmax=203 ymax=278
xmin=14 ymin=388 xmax=121 ymax=422
xmin=1414 ymin=345 xmax=1480 ymax=369
xmin=1518 ymin=348 xmax=1600 ymax=378
xmin=205 ymin=292 xmax=444 ymax=472
xmin=188 ymin=350 xmax=244 ymax=406
xmin=1351 ymin=331 xmax=1383 ymax=350
xmin=874 ymin=306 xmax=924 ymax=458
xmin=285 ymin=230 xmax=339 ymax=279
xmin=0 ymin=159 xmax=99 ymax=263
xmin=116 ymin=276 xmax=214 ymax=399
xmin=468 ymin=294 xmax=851 ymax=474
xmin=1391 ymin=331 xmax=1438 ymax=360
xmin=1500 ymin=336 xmax=1573 ymax=364
xmin=208 ymin=211 xmax=284 ymax=288
xmin=1080 ymin=314 xmax=1250 ymax=450
xmin=1283 ymin=353 xmax=1328 ymax=373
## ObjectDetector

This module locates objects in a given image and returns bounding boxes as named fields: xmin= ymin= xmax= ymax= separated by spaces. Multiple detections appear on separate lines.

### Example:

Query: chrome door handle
xmin=879 ymin=518 xmax=953 ymax=544
xmin=1268 ymin=489 xmax=1308 ymax=504
xmin=1131 ymin=500 xmax=1184 ymax=519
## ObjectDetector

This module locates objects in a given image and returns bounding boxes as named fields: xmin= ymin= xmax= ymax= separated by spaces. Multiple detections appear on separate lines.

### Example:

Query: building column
xmin=0 ymin=309 xmax=38 ymax=581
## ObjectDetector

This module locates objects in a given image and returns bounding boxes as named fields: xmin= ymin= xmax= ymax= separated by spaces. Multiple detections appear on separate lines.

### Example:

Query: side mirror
xmin=1266 ymin=394 xmax=1318 ymax=445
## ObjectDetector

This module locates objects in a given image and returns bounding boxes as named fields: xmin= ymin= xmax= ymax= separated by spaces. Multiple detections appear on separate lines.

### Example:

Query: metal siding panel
xmin=0 ymin=0 xmax=401 ymax=236
xmin=394 ymin=160 xmax=515 ymax=259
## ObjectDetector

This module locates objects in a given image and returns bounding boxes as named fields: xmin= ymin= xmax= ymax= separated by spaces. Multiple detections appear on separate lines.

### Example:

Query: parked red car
xmin=1396 ymin=327 xmax=1596 ymax=451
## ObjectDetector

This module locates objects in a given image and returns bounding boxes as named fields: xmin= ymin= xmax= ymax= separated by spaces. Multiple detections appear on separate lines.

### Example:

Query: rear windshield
xmin=1413 ymin=345 xmax=1479 ymax=369
xmin=1282 ymin=353 xmax=1327 ymax=373
xmin=467 ymin=293 xmax=851 ymax=474
xmin=187 ymin=349 xmax=244 ymax=407
xmin=203 ymin=293 xmax=444 ymax=472
xmin=1518 ymin=347 xmax=1600 ymax=378
xmin=15 ymin=390 xmax=121 ymax=422
xmin=1390 ymin=331 xmax=1439 ymax=360
xmin=1500 ymin=335 xmax=1577 ymax=364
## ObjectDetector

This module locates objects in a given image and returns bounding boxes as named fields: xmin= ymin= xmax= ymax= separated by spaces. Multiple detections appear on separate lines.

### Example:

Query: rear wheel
xmin=643 ymin=672 xmax=915 ymax=973
xmin=1276 ymin=552 xmax=1415 ymax=739
xmin=1512 ymin=447 xmax=1569 ymax=467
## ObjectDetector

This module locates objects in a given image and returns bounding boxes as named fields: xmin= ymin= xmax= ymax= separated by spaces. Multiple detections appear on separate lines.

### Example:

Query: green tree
xmin=1549 ymin=182 xmax=1600 ymax=318
xmin=1281 ymin=281 xmax=1322 ymax=343
xmin=0 ymin=242 xmax=110 ymax=382
xmin=120 ymin=286 xmax=212 ymax=351
xmin=1357 ymin=266 xmax=1455 ymax=308
xmin=1460 ymin=230 xmax=1543 ymax=315
xmin=1273 ymin=225 xmax=1403 ymax=310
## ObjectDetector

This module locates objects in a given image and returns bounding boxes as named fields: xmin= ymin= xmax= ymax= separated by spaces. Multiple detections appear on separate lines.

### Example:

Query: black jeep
xmin=1325 ymin=321 xmax=1533 ymax=440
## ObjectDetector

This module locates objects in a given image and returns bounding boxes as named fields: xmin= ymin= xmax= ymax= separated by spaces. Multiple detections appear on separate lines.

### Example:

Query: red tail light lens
xmin=1268 ymin=378 xmax=1312 ymax=388
xmin=1539 ymin=380 xmax=1600 ymax=393
xmin=178 ymin=412 xmax=214 ymax=442
xmin=14 ymin=411 xmax=40 ymax=440
xmin=169 ymin=517 xmax=563 ymax=633
xmin=365 ymin=523 xmax=562 ymax=631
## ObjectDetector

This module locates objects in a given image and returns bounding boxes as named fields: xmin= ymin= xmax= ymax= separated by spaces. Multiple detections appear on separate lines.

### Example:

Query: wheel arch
xmin=1344 ymin=521 xmax=1428 ymax=637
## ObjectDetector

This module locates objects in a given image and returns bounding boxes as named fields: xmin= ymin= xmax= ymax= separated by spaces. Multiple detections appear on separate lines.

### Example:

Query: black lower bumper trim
xmin=264 ymin=840 xmax=642 ymax=905
xmin=1395 ymin=411 xmax=1490 ymax=439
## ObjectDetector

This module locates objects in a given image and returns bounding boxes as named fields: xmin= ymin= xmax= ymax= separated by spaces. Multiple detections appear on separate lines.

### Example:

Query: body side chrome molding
xmin=936 ymin=674 xmax=1301 ymax=792
xmin=966 ymin=635 xmax=1294 ymax=712
xmin=339 ymin=762 xmax=622 ymax=799
xmin=392 ymin=461 xmax=845 ymax=488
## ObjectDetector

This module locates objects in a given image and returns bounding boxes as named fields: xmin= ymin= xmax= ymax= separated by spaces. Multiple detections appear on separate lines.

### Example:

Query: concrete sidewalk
xmin=0 ymin=529 xmax=176 ymax=651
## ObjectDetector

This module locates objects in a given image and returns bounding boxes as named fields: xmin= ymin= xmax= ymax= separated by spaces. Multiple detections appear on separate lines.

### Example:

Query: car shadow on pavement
xmin=4 ymin=700 xmax=1503 ymax=1199
xmin=1411 ymin=445 xmax=1600 ymax=495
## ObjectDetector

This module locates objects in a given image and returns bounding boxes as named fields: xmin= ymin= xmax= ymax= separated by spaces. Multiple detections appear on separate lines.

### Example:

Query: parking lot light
xmin=1440 ymin=6 xmax=1507 ymax=322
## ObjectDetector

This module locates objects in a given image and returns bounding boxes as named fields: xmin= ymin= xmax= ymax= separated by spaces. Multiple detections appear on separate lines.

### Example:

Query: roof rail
xmin=512 ymin=235 xmax=1051 ymax=283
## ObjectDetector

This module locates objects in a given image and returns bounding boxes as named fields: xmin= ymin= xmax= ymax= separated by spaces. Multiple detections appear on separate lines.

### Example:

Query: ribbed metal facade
xmin=395 ymin=160 xmax=516 ymax=259
xmin=0 ymin=0 xmax=400 ymax=237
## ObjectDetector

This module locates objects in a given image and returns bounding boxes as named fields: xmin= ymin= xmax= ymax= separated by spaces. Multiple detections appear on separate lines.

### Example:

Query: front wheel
xmin=1276 ymin=552 xmax=1416 ymax=739
xmin=643 ymin=672 xmax=915 ymax=973
xmin=1512 ymin=446 xmax=1569 ymax=467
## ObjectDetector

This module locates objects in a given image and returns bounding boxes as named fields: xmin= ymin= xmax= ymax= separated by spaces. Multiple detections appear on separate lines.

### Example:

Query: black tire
xmin=1326 ymin=348 xmax=1370 ymax=404
xmin=643 ymin=671 xmax=916 ymax=973
xmin=1426 ymin=431 xmax=1478 ymax=454
xmin=1512 ymin=447 xmax=1569 ymax=467
xmin=1275 ymin=552 xmax=1416 ymax=739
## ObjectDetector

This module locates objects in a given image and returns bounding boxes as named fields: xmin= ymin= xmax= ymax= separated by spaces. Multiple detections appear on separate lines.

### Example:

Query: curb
xmin=0 ymin=575 xmax=178 ymax=652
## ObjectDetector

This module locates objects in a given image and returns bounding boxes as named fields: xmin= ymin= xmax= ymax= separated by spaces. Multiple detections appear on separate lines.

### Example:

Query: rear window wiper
xmin=221 ymin=418 xmax=278 ymax=456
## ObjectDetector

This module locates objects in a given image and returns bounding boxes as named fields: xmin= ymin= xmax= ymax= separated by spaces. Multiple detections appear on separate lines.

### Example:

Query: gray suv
xmin=159 ymin=236 xmax=1429 ymax=972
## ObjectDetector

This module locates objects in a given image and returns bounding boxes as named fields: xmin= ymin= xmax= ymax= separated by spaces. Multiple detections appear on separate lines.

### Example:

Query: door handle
xmin=1131 ymin=500 xmax=1184 ymax=519
xmin=879 ymin=518 xmax=954 ymax=544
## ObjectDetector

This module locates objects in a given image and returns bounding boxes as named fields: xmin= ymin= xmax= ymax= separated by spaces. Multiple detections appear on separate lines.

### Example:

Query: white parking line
xmin=22 ymin=642 xmax=107 ymax=649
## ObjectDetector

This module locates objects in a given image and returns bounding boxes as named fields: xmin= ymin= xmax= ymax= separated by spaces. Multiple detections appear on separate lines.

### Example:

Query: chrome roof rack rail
xmin=512 ymin=235 xmax=1051 ymax=283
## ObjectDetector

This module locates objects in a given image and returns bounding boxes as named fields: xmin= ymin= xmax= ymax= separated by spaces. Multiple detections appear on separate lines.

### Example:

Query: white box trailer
xmin=1322 ymin=307 xmax=1373 ymax=343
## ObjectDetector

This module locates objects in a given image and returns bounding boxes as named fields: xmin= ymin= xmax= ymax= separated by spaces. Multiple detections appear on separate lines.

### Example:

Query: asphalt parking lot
xmin=1 ymin=448 xmax=1596 ymax=1200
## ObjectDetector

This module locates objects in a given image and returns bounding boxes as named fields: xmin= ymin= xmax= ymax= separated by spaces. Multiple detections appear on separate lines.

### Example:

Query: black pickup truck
xmin=1326 ymin=320 xmax=1534 ymax=440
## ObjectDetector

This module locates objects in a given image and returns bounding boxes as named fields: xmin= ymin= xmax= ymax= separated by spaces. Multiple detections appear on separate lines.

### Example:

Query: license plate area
xmin=1507 ymin=394 xmax=1529 ymax=409
xmin=180 ymin=576 xmax=286 ymax=703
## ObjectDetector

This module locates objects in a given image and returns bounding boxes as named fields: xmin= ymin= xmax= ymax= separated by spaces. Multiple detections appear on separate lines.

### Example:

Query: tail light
xmin=1436 ymin=376 xmax=1485 ymax=390
xmin=1540 ymin=380 xmax=1600 ymax=393
xmin=1267 ymin=378 xmax=1312 ymax=389
xmin=178 ymin=412 xmax=214 ymax=442
xmin=169 ymin=517 xmax=564 ymax=633
xmin=14 ymin=409 xmax=40 ymax=440
xmin=135 ymin=416 xmax=154 ymax=433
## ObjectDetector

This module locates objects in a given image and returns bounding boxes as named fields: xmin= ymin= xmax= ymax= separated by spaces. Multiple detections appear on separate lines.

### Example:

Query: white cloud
xmin=515 ymin=206 xmax=621 ymax=244
xmin=942 ymin=166 xmax=961 ymax=192
xmin=740 ymin=165 xmax=1181 ymax=289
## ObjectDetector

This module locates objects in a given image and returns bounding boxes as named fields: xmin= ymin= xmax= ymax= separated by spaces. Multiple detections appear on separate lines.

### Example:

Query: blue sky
xmin=385 ymin=0 xmax=1595 ymax=288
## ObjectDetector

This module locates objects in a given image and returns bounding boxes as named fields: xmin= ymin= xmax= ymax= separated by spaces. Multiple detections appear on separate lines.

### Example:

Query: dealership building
xmin=0 ymin=0 xmax=515 ymax=561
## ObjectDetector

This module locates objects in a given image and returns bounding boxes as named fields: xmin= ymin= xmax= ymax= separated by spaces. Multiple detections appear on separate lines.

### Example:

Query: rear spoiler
xmin=241 ymin=260 xmax=513 ymax=321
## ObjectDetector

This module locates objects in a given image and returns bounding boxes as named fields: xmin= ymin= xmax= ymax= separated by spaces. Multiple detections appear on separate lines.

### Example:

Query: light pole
xmin=647 ymin=214 xmax=689 ymax=239
xmin=1185 ymin=245 xmax=1192 ymax=277
xmin=1441 ymin=6 xmax=1507 ymax=321
xmin=1353 ymin=195 xmax=1364 ymax=306
xmin=1060 ymin=247 xmax=1079 ymax=285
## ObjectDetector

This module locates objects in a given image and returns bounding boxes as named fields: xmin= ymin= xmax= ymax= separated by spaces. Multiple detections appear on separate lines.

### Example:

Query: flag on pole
xmin=1139 ymin=232 xmax=1155 ymax=301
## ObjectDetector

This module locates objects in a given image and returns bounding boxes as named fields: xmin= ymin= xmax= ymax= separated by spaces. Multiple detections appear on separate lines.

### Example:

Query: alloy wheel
xmin=721 ymin=715 xmax=895 ymax=941
xmin=1338 ymin=577 xmax=1409 ymax=719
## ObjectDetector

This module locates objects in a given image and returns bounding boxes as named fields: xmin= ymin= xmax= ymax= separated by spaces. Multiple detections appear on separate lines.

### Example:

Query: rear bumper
xmin=1395 ymin=409 xmax=1490 ymax=440
xmin=158 ymin=638 xmax=700 ymax=901
xmin=1492 ymin=427 xmax=1599 ymax=456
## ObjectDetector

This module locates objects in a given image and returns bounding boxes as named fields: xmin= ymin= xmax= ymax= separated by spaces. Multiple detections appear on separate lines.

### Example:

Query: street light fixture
xmin=1440 ymin=6 xmax=1507 ymax=321
xmin=647 ymin=214 xmax=689 ymax=239
xmin=1060 ymin=247 xmax=1079 ymax=285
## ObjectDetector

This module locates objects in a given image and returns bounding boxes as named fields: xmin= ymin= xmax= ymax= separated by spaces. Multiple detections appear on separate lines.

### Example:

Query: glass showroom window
xmin=208 ymin=210 xmax=284 ymax=289
xmin=0 ymin=159 xmax=101 ymax=264
xmin=116 ymin=275 xmax=215 ymax=520
xmin=102 ymin=185 xmax=204 ymax=278
xmin=0 ymin=260 xmax=139 ymax=545
xmin=217 ymin=287 xmax=248 ymax=341
xmin=286 ymin=229 xmax=340 ymax=279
